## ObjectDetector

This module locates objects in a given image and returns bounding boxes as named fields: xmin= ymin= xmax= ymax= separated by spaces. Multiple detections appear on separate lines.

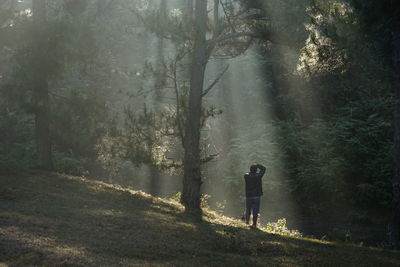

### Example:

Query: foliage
xmin=240 ymin=0 xmax=395 ymax=217
xmin=0 ymin=1 xmax=116 ymax=175
xmin=123 ymin=105 xmax=181 ymax=170
xmin=215 ymin=199 xmax=227 ymax=214
xmin=52 ymin=149 xmax=87 ymax=176
xmin=95 ymin=133 xmax=127 ymax=180
xmin=278 ymin=119 xmax=349 ymax=211
xmin=0 ymin=105 xmax=36 ymax=170
xmin=200 ymin=193 xmax=211 ymax=209
xmin=52 ymin=88 xmax=116 ymax=159
xmin=170 ymin=191 xmax=182 ymax=202
xmin=265 ymin=218 xmax=303 ymax=237
xmin=322 ymin=228 xmax=353 ymax=243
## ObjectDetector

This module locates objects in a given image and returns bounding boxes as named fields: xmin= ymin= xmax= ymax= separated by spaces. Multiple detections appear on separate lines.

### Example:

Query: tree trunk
xmin=390 ymin=4 xmax=400 ymax=249
xmin=32 ymin=0 xmax=53 ymax=170
xmin=180 ymin=0 xmax=207 ymax=211
xmin=148 ymin=0 xmax=167 ymax=196
xmin=149 ymin=164 xmax=161 ymax=196
xmin=213 ymin=0 xmax=219 ymax=36
xmin=155 ymin=0 xmax=166 ymax=102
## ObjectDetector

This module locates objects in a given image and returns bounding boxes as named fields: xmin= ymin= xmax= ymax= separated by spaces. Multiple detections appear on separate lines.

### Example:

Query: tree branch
xmin=200 ymin=153 xmax=219 ymax=164
xmin=220 ymin=0 xmax=236 ymax=33
xmin=172 ymin=56 xmax=185 ymax=145
xmin=201 ymin=64 xmax=229 ymax=98
xmin=211 ymin=31 xmax=263 ymax=44
xmin=210 ymin=30 xmax=292 ymax=47
xmin=213 ymin=0 xmax=220 ymax=38
xmin=123 ymin=2 xmax=190 ymax=42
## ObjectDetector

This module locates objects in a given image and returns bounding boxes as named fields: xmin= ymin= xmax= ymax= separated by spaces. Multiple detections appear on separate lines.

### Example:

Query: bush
xmin=53 ymin=150 xmax=87 ymax=176
xmin=170 ymin=192 xmax=181 ymax=202
xmin=0 ymin=108 xmax=36 ymax=170
xmin=322 ymin=229 xmax=353 ymax=243
xmin=265 ymin=218 xmax=302 ymax=237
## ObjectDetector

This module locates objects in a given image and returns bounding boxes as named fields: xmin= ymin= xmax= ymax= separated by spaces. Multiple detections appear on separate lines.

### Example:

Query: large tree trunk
xmin=32 ymin=0 xmax=53 ymax=170
xmin=391 ymin=3 xmax=400 ymax=249
xmin=180 ymin=0 xmax=207 ymax=211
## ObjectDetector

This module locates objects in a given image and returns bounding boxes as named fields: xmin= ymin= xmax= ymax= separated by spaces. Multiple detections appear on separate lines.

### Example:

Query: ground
xmin=1 ymin=170 xmax=400 ymax=266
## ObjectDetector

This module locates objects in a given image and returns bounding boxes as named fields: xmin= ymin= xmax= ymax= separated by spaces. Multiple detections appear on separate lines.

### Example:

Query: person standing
xmin=244 ymin=164 xmax=266 ymax=228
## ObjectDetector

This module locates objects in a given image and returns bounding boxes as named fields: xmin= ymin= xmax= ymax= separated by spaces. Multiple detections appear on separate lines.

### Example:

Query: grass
xmin=1 ymin=170 xmax=400 ymax=266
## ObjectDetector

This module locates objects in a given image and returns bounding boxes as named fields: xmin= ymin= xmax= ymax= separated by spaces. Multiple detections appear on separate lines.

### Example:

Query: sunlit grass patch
xmin=203 ymin=208 xmax=247 ymax=228
xmin=265 ymin=218 xmax=303 ymax=237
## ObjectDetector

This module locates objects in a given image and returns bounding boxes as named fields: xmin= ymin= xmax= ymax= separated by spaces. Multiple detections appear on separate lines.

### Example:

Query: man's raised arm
xmin=256 ymin=164 xmax=266 ymax=177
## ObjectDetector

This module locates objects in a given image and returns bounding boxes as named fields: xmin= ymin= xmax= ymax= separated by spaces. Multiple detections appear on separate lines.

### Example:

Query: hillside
xmin=1 ymin=171 xmax=400 ymax=266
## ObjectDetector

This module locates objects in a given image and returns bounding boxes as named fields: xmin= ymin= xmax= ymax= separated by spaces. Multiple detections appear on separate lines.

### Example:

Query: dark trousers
xmin=246 ymin=196 xmax=261 ymax=217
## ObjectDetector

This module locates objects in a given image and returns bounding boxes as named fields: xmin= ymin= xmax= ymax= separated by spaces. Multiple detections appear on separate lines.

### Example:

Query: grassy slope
xmin=1 ymin=171 xmax=400 ymax=266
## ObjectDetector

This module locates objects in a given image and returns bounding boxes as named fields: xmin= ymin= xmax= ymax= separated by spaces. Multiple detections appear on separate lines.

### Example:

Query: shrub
xmin=0 ymin=108 xmax=36 ymax=170
xmin=53 ymin=150 xmax=87 ymax=176
xmin=265 ymin=218 xmax=302 ymax=237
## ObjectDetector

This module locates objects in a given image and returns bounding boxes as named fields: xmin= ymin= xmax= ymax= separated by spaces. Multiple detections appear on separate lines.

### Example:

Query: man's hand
xmin=256 ymin=164 xmax=266 ymax=176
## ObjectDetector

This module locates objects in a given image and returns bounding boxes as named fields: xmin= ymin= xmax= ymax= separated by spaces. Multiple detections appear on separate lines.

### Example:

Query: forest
xmin=1 ymin=0 xmax=400 ymax=265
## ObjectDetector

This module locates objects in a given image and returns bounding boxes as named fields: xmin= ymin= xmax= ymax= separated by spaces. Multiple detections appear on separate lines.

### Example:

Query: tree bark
xmin=32 ymin=0 xmax=53 ymax=170
xmin=390 ymin=3 xmax=400 ymax=249
xmin=180 ymin=0 xmax=207 ymax=211
xmin=149 ymin=164 xmax=161 ymax=196
xmin=213 ymin=0 xmax=219 ymax=37
xmin=186 ymin=0 xmax=193 ymax=18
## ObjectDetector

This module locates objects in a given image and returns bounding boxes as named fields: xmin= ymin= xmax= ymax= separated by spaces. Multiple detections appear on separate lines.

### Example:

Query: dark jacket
xmin=244 ymin=164 xmax=266 ymax=197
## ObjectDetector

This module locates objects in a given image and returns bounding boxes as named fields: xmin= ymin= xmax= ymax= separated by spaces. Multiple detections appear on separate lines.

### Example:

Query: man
xmin=244 ymin=163 xmax=266 ymax=228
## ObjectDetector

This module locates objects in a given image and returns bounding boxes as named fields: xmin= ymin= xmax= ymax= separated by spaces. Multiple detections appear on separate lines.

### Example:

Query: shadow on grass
xmin=1 ymin=170 xmax=400 ymax=266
